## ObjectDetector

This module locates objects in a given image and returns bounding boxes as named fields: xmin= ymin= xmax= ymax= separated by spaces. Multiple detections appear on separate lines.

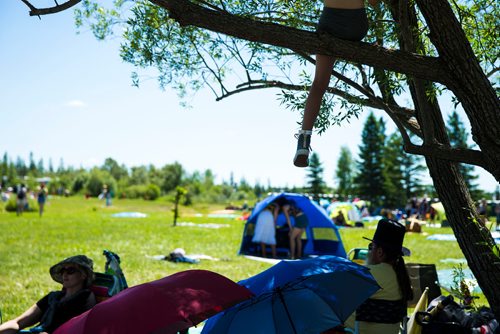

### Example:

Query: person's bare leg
xmin=294 ymin=54 xmax=335 ymax=167
xmin=271 ymin=245 xmax=277 ymax=258
xmin=297 ymin=229 xmax=305 ymax=258
xmin=302 ymin=54 xmax=336 ymax=130
xmin=289 ymin=233 xmax=296 ymax=259
xmin=291 ymin=228 xmax=302 ymax=259
xmin=260 ymin=242 xmax=267 ymax=258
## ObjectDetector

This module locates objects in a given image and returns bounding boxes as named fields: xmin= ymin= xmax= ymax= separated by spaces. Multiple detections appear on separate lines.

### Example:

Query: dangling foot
xmin=293 ymin=130 xmax=312 ymax=167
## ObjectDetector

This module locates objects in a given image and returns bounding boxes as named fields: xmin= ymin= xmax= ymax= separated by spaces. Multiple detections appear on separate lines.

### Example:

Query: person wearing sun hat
xmin=345 ymin=218 xmax=414 ymax=334
xmin=0 ymin=255 xmax=96 ymax=334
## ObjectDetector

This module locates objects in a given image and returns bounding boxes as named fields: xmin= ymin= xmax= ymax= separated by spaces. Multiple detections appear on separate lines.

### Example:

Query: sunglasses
xmin=61 ymin=267 xmax=80 ymax=275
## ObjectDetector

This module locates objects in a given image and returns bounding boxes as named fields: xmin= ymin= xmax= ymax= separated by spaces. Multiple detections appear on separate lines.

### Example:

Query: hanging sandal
xmin=293 ymin=130 xmax=312 ymax=167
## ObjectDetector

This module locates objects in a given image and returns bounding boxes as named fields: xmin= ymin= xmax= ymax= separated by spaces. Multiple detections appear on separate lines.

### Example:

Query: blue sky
xmin=1 ymin=1 xmax=497 ymax=193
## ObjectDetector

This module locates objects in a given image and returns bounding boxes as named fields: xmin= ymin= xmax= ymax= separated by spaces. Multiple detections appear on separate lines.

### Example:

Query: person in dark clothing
xmin=37 ymin=184 xmax=48 ymax=217
xmin=16 ymin=186 xmax=27 ymax=216
xmin=0 ymin=255 xmax=96 ymax=334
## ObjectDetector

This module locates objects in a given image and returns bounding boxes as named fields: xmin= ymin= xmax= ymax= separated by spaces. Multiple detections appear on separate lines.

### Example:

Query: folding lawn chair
xmin=90 ymin=250 xmax=128 ymax=303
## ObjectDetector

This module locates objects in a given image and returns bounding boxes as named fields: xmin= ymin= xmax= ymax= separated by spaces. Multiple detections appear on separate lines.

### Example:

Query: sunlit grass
xmin=0 ymin=196 xmax=489 ymax=320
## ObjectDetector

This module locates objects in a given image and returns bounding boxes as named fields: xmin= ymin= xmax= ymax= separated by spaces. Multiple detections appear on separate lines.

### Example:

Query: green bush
xmin=85 ymin=168 xmax=117 ymax=197
xmin=144 ymin=184 xmax=160 ymax=200
xmin=123 ymin=184 xmax=160 ymax=200
xmin=123 ymin=185 xmax=145 ymax=199
xmin=4 ymin=197 xmax=37 ymax=212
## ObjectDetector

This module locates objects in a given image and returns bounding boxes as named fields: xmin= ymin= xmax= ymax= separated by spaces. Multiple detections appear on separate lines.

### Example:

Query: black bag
xmin=406 ymin=263 xmax=441 ymax=307
xmin=418 ymin=296 xmax=498 ymax=334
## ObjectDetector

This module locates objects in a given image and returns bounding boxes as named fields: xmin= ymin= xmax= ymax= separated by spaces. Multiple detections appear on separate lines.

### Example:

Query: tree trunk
xmin=387 ymin=0 xmax=500 ymax=318
xmin=415 ymin=0 xmax=500 ymax=181
xmin=428 ymin=159 xmax=500 ymax=317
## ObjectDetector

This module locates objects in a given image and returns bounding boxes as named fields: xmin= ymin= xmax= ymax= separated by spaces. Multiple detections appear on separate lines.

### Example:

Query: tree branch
xmin=294 ymin=52 xmax=423 ymax=145
xmin=149 ymin=0 xmax=452 ymax=86
xmin=21 ymin=0 xmax=81 ymax=16
xmin=486 ymin=67 xmax=500 ymax=79
xmin=404 ymin=143 xmax=489 ymax=169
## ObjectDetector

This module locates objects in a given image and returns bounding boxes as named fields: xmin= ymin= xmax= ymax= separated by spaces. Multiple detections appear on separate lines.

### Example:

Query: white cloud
xmin=65 ymin=100 xmax=86 ymax=108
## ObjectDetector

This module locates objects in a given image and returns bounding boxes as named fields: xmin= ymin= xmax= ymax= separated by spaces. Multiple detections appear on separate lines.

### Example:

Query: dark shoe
xmin=293 ymin=130 xmax=312 ymax=167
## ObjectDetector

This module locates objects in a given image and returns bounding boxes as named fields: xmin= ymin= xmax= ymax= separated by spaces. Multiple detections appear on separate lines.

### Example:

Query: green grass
xmin=0 ymin=196 xmax=489 ymax=321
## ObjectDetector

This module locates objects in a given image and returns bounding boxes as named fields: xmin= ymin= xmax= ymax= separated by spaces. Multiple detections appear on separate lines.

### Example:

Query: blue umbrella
xmin=202 ymin=256 xmax=379 ymax=334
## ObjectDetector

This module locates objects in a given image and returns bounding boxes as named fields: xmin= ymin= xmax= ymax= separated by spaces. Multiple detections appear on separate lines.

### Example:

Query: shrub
xmin=85 ymin=169 xmax=117 ymax=197
xmin=123 ymin=184 xmax=160 ymax=200
xmin=123 ymin=185 xmax=145 ymax=199
xmin=4 ymin=197 xmax=37 ymax=212
xmin=144 ymin=184 xmax=160 ymax=200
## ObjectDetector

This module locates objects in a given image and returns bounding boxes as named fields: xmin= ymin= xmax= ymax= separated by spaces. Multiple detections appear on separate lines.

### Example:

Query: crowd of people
xmin=0 ymin=183 xmax=50 ymax=217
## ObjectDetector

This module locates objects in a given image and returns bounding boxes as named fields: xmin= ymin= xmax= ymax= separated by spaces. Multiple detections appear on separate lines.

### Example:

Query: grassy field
xmin=0 ymin=196 xmax=489 ymax=321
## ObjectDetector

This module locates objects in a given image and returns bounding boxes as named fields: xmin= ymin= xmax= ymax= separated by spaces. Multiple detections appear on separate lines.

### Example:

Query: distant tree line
xmin=0 ymin=153 xmax=272 ymax=205
xmin=1 ymin=111 xmax=484 ymax=209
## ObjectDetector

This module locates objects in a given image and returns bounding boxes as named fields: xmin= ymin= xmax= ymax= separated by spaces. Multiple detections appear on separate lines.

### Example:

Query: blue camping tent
xmin=239 ymin=193 xmax=347 ymax=258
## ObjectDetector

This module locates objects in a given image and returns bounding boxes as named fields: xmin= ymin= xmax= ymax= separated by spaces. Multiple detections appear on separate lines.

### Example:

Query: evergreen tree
xmin=7 ymin=161 xmax=17 ymax=187
xmin=48 ymin=158 xmax=54 ymax=174
xmin=447 ymin=110 xmax=480 ymax=197
xmin=15 ymin=156 xmax=27 ymax=177
xmin=306 ymin=152 xmax=326 ymax=201
xmin=354 ymin=112 xmax=385 ymax=209
xmin=57 ymin=158 xmax=65 ymax=173
xmin=238 ymin=177 xmax=252 ymax=192
xmin=335 ymin=146 xmax=354 ymax=198
xmin=29 ymin=152 xmax=37 ymax=175
xmin=1 ymin=153 xmax=8 ymax=187
xmin=253 ymin=181 xmax=264 ymax=199
xmin=203 ymin=169 xmax=215 ymax=191
xmin=37 ymin=158 xmax=45 ymax=174
xmin=382 ymin=133 xmax=406 ymax=208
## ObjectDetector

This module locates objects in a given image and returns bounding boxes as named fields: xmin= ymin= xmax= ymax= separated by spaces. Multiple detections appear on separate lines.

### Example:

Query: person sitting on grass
xmin=0 ymin=255 xmax=96 ymax=334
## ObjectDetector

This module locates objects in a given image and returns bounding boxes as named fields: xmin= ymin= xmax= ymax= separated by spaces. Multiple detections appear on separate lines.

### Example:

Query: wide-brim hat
xmin=50 ymin=255 xmax=95 ymax=287
xmin=363 ymin=218 xmax=411 ymax=256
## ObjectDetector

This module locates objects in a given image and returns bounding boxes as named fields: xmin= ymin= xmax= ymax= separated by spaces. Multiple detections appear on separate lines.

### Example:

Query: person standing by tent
xmin=293 ymin=0 xmax=381 ymax=167
xmin=252 ymin=203 xmax=279 ymax=258
xmin=346 ymin=218 xmax=413 ymax=334
xmin=286 ymin=206 xmax=309 ymax=259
